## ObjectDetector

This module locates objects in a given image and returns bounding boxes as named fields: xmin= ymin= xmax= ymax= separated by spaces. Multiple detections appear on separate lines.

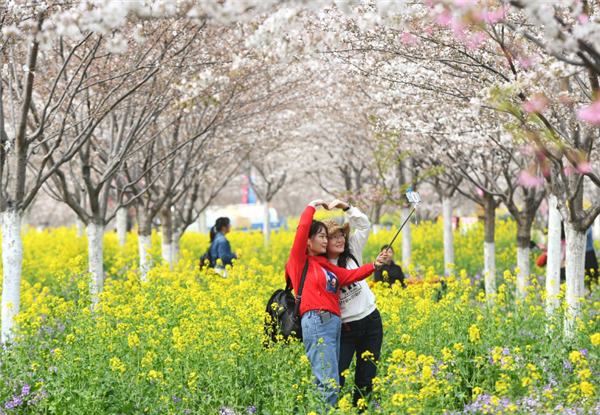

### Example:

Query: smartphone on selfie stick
xmin=384 ymin=189 xmax=420 ymax=254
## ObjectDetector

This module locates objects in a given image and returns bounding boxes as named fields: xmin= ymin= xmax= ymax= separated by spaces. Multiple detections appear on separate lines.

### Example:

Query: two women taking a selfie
xmin=286 ymin=199 xmax=387 ymax=410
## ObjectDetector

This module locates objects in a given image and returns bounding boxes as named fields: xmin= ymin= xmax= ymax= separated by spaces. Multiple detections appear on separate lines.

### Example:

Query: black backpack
xmin=199 ymin=242 xmax=215 ymax=268
xmin=263 ymin=259 xmax=309 ymax=347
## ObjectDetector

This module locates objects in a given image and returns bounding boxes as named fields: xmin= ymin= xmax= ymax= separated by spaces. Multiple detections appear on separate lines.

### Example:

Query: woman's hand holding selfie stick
xmin=373 ymin=251 xmax=388 ymax=270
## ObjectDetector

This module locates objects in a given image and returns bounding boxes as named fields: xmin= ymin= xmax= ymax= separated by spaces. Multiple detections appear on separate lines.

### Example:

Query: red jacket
xmin=285 ymin=206 xmax=376 ymax=317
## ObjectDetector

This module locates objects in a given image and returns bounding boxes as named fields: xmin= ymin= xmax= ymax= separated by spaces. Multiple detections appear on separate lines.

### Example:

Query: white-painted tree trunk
xmin=595 ymin=214 xmax=600 ymax=243
xmin=546 ymin=194 xmax=561 ymax=314
xmin=442 ymin=197 xmax=454 ymax=276
xmin=484 ymin=242 xmax=497 ymax=295
xmin=564 ymin=221 xmax=587 ymax=337
xmin=263 ymin=202 xmax=271 ymax=245
xmin=161 ymin=241 xmax=173 ymax=265
xmin=161 ymin=205 xmax=173 ymax=266
xmin=482 ymin=197 xmax=497 ymax=296
xmin=86 ymin=222 xmax=105 ymax=305
xmin=401 ymin=207 xmax=412 ymax=266
xmin=173 ymin=228 xmax=182 ymax=264
xmin=139 ymin=234 xmax=152 ymax=282
xmin=1 ymin=209 xmax=24 ymax=343
xmin=116 ymin=207 xmax=127 ymax=247
xmin=197 ymin=210 xmax=207 ymax=234
xmin=516 ymin=246 xmax=530 ymax=300
xmin=75 ymin=217 xmax=85 ymax=238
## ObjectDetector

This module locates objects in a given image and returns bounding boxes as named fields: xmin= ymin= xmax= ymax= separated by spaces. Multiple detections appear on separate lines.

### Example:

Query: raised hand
xmin=327 ymin=199 xmax=349 ymax=211
xmin=308 ymin=199 xmax=330 ymax=210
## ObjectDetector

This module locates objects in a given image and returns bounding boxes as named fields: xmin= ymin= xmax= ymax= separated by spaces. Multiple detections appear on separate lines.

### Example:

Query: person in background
xmin=322 ymin=200 xmax=382 ymax=410
xmin=585 ymin=227 xmax=599 ymax=286
xmin=209 ymin=217 xmax=241 ymax=273
xmin=286 ymin=200 xmax=388 ymax=410
xmin=374 ymin=245 xmax=406 ymax=288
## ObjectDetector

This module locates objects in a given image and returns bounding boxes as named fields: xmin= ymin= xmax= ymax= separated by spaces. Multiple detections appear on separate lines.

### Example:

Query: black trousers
xmin=585 ymin=250 xmax=599 ymax=285
xmin=339 ymin=309 xmax=383 ymax=408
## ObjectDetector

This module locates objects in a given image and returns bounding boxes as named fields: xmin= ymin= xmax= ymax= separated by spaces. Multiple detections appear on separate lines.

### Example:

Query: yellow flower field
xmin=0 ymin=219 xmax=599 ymax=414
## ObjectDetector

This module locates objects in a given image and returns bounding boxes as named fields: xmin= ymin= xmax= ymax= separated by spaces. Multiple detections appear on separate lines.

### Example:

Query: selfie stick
xmin=385 ymin=189 xmax=421 ymax=253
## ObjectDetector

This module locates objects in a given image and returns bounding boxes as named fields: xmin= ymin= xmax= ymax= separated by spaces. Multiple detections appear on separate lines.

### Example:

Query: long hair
xmin=336 ymin=238 xmax=360 ymax=269
xmin=210 ymin=217 xmax=231 ymax=242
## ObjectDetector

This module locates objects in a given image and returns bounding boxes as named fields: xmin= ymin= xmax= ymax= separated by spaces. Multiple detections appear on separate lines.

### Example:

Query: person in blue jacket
xmin=209 ymin=217 xmax=240 ymax=272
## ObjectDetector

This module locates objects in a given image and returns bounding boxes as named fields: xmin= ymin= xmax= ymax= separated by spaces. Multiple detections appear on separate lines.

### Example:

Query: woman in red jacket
xmin=286 ymin=199 xmax=387 ymax=409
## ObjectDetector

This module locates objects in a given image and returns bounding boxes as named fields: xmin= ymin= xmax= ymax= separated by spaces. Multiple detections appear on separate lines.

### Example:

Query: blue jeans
xmin=301 ymin=310 xmax=342 ymax=409
xmin=339 ymin=309 xmax=383 ymax=408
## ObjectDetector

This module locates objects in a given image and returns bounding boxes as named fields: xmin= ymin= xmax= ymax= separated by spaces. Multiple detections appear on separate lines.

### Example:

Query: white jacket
xmin=329 ymin=206 xmax=377 ymax=323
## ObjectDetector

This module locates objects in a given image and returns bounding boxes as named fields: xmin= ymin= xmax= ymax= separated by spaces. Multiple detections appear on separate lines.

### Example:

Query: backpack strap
xmin=292 ymin=259 xmax=310 ymax=319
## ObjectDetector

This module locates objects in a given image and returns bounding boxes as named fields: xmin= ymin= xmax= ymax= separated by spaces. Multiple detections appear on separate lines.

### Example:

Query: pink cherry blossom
xmin=516 ymin=55 xmax=539 ymax=69
xmin=484 ymin=6 xmax=508 ymax=23
xmin=576 ymin=162 xmax=593 ymax=174
xmin=541 ymin=166 xmax=551 ymax=179
xmin=467 ymin=31 xmax=487 ymax=50
xmin=451 ymin=19 xmax=467 ymax=38
xmin=577 ymin=101 xmax=600 ymax=125
xmin=578 ymin=14 xmax=589 ymax=23
xmin=455 ymin=0 xmax=475 ymax=8
xmin=522 ymin=95 xmax=548 ymax=114
xmin=401 ymin=32 xmax=419 ymax=46
xmin=517 ymin=171 xmax=544 ymax=188
xmin=535 ymin=151 xmax=547 ymax=163
xmin=436 ymin=12 xmax=452 ymax=26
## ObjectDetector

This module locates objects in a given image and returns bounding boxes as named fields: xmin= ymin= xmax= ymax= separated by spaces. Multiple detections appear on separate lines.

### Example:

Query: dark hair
xmin=309 ymin=220 xmax=328 ymax=239
xmin=210 ymin=217 xmax=231 ymax=242
xmin=381 ymin=244 xmax=393 ymax=252
xmin=336 ymin=238 xmax=360 ymax=269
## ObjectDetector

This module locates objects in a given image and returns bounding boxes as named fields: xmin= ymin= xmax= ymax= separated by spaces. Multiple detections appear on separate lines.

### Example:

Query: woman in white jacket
xmin=322 ymin=199 xmax=382 ymax=410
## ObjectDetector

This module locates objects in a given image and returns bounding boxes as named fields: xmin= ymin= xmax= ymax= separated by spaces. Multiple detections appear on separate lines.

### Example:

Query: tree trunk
xmin=595 ymin=213 xmax=600 ymax=243
xmin=86 ymin=221 xmax=104 ymax=305
xmin=516 ymin=219 xmax=533 ymax=300
xmin=161 ymin=205 xmax=173 ymax=265
xmin=546 ymin=194 xmax=561 ymax=314
xmin=442 ymin=196 xmax=454 ymax=276
xmin=76 ymin=217 xmax=85 ymax=237
xmin=483 ymin=196 xmax=497 ymax=295
xmin=173 ymin=227 xmax=182 ymax=264
xmin=116 ymin=207 xmax=128 ymax=247
xmin=564 ymin=221 xmax=587 ymax=337
xmin=197 ymin=210 xmax=207 ymax=234
xmin=263 ymin=202 xmax=271 ymax=245
xmin=138 ymin=208 xmax=153 ymax=281
xmin=1 ymin=209 xmax=24 ymax=343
